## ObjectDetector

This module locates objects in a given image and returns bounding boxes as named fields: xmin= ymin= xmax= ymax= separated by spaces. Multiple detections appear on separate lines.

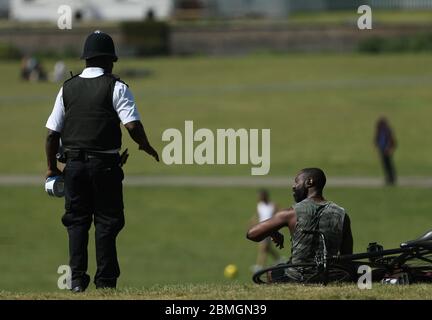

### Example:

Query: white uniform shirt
xmin=257 ymin=201 xmax=275 ymax=222
xmin=45 ymin=67 xmax=141 ymax=152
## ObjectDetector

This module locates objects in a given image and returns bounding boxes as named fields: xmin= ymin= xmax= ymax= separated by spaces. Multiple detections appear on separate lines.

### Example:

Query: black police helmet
xmin=81 ymin=30 xmax=118 ymax=62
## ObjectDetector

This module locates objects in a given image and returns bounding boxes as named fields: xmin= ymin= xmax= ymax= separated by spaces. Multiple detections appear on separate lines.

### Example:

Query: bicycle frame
xmin=303 ymin=229 xmax=432 ymax=264
xmin=294 ymin=229 xmax=432 ymax=283
xmin=253 ymin=229 xmax=432 ymax=284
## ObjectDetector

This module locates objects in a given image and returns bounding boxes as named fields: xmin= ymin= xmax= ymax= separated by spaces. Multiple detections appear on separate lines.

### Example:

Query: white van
xmin=10 ymin=0 xmax=174 ymax=22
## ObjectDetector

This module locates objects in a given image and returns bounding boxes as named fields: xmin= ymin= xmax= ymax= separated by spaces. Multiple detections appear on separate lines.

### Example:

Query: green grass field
xmin=288 ymin=9 xmax=432 ymax=25
xmin=2 ymin=283 xmax=432 ymax=300
xmin=1 ymin=52 xmax=432 ymax=299
xmin=0 ymin=185 xmax=431 ymax=298
xmin=1 ymin=53 xmax=432 ymax=176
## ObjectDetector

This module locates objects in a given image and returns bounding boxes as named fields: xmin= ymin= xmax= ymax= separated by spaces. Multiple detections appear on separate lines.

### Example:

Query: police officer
xmin=45 ymin=31 xmax=159 ymax=292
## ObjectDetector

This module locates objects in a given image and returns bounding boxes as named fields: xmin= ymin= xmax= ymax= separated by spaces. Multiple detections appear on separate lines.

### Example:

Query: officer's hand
xmin=45 ymin=167 xmax=62 ymax=179
xmin=271 ymin=232 xmax=284 ymax=249
xmin=139 ymin=144 xmax=160 ymax=162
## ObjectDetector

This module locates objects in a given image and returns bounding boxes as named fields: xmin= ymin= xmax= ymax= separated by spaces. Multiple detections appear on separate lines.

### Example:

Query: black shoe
xmin=95 ymin=278 xmax=117 ymax=290
xmin=71 ymin=285 xmax=86 ymax=293
xmin=71 ymin=274 xmax=90 ymax=293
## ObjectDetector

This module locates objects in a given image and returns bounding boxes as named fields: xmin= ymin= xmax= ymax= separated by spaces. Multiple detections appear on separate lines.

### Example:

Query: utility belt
xmin=64 ymin=149 xmax=119 ymax=161
xmin=59 ymin=149 xmax=129 ymax=167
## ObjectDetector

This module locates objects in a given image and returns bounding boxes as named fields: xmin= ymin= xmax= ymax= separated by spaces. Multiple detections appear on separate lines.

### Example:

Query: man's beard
xmin=293 ymin=188 xmax=307 ymax=203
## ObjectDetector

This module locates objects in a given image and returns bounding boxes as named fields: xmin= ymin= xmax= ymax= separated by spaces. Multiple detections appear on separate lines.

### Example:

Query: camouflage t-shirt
xmin=290 ymin=198 xmax=346 ymax=264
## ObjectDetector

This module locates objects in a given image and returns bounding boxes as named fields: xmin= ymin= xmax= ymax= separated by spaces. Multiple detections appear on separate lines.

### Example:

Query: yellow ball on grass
xmin=224 ymin=264 xmax=238 ymax=279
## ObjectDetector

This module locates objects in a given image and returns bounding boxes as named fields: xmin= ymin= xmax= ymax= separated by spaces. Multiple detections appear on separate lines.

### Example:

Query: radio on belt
xmin=45 ymin=176 xmax=65 ymax=197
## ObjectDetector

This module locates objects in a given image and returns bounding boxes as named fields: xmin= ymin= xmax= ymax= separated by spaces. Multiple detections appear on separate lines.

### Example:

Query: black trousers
xmin=62 ymin=153 xmax=125 ymax=288
xmin=380 ymin=153 xmax=396 ymax=185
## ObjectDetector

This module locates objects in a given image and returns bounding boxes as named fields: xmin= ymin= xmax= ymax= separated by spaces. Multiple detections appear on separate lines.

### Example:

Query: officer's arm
xmin=247 ymin=208 xmax=296 ymax=242
xmin=124 ymin=120 xmax=159 ymax=162
xmin=45 ymin=129 xmax=62 ymax=178
xmin=340 ymin=214 xmax=354 ymax=255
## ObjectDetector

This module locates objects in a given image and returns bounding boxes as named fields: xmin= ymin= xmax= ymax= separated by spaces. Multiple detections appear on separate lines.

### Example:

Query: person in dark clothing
xmin=375 ymin=117 xmax=397 ymax=185
xmin=45 ymin=31 xmax=159 ymax=292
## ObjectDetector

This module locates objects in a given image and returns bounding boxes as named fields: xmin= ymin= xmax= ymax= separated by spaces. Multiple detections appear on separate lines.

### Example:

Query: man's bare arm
xmin=124 ymin=121 xmax=159 ymax=162
xmin=246 ymin=208 xmax=296 ymax=242
xmin=45 ymin=129 xmax=62 ymax=179
xmin=340 ymin=214 xmax=353 ymax=255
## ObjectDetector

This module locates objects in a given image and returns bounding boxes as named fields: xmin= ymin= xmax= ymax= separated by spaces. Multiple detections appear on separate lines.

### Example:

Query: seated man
xmin=247 ymin=168 xmax=353 ymax=281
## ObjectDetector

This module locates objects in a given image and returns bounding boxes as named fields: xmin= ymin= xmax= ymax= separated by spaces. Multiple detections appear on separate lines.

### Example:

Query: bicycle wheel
xmin=400 ymin=249 xmax=432 ymax=283
xmin=306 ymin=264 xmax=355 ymax=284
xmin=253 ymin=263 xmax=318 ymax=284
xmin=405 ymin=266 xmax=432 ymax=283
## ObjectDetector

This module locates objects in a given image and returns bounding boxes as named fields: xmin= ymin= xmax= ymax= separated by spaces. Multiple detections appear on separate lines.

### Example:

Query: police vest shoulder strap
xmin=63 ymin=72 xmax=80 ymax=85
xmin=105 ymin=73 xmax=129 ymax=87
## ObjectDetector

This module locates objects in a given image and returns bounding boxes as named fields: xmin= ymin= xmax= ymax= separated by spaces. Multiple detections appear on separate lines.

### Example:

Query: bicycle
xmin=253 ymin=229 xmax=432 ymax=285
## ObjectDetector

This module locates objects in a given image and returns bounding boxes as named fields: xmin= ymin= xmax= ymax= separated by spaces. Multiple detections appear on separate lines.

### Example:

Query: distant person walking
xmin=375 ymin=117 xmax=397 ymax=185
xmin=250 ymin=190 xmax=282 ymax=272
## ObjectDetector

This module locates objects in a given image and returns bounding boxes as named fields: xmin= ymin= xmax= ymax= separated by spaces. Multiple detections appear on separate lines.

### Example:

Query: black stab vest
xmin=61 ymin=74 xmax=122 ymax=151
